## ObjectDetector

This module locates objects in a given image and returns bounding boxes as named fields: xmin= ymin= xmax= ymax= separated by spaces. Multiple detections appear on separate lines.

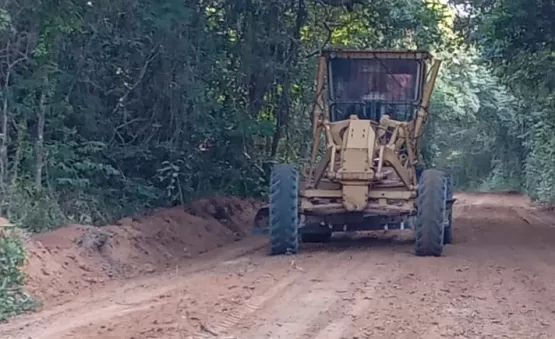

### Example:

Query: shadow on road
xmin=301 ymin=231 xmax=414 ymax=254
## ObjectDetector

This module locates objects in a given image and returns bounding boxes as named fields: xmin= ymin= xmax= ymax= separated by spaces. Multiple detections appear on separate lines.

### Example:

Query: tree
xmin=2 ymin=0 xmax=521 ymax=230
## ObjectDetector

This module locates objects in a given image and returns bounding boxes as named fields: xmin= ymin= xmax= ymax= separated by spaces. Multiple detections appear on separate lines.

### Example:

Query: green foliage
xmin=0 ymin=0 xmax=456 ymax=231
xmin=0 ymin=227 xmax=36 ymax=321
xmin=426 ymin=46 xmax=525 ymax=192
xmin=2 ymin=0 xmax=549 ymax=233
xmin=3 ymin=0 xmax=553 ymax=322
xmin=454 ymin=0 xmax=555 ymax=202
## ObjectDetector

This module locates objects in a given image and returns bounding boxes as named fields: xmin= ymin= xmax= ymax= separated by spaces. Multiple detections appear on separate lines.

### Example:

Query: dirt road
xmin=3 ymin=192 xmax=555 ymax=339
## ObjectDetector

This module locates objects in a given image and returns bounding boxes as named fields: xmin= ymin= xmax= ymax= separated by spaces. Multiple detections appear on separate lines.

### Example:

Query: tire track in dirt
xmin=187 ymin=249 xmax=368 ymax=339
xmin=229 ymin=246 xmax=404 ymax=339
xmin=184 ymin=266 xmax=303 ymax=339
xmin=303 ymin=276 xmax=380 ymax=339
xmin=342 ymin=196 xmax=555 ymax=339
xmin=230 ymin=193 xmax=555 ymax=339
xmin=2 ymin=237 xmax=269 ymax=339
xmin=6 ymin=192 xmax=555 ymax=339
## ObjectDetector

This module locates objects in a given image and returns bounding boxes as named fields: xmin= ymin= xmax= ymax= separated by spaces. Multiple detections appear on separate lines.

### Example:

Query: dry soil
xmin=3 ymin=192 xmax=555 ymax=339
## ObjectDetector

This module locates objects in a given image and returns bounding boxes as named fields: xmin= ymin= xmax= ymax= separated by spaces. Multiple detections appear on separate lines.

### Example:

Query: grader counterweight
xmin=253 ymin=49 xmax=454 ymax=256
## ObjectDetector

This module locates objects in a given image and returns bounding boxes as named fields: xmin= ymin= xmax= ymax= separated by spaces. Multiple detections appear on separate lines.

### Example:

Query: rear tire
xmin=414 ymin=169 xmax=446 ymax=257
xmin=269 ymin=164 xmax=300 ymax=255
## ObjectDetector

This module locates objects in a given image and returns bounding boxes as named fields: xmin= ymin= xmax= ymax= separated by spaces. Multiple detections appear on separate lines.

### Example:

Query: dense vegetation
xmin=0 ymin=225 xmax=35 ymax=320
xmin=1 ymin=0 xmax=554 ymax=321
xmin=0 ymin=0 xmax=552 ymax=232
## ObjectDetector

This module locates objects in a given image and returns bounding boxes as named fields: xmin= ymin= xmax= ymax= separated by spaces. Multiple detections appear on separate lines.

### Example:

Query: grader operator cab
xmin=253 ymin=49 xmax=454 ymax=257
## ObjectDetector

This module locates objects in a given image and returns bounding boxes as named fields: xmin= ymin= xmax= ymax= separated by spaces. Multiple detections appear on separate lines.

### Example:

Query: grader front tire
xmin=269 ymin=164 xmax=300 ymax=255
xmin=414 ymin=169 xmax=447 ymax=257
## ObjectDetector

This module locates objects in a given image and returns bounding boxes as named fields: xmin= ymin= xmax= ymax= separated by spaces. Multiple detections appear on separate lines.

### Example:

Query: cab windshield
xmin=328 ymin=58 xmax=423 ymax=122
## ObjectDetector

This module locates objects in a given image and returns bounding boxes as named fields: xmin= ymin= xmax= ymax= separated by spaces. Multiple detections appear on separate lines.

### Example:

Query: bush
xmin=0 ymin=224 xmax=35 ymax=321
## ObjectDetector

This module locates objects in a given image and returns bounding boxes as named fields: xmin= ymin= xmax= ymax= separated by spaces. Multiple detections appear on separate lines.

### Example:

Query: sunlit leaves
xmin=4 ymin=0 xmax=529 ymax=235
xmin=468 ymin=0 xmax=555 ymax=201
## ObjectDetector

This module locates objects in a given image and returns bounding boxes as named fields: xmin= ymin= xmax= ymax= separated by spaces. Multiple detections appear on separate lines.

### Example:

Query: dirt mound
xmin=454 ymin=191 xmax=531 ymax=208
xmin=8 ymin=192 xmax=555 ymax=339
xmin=22 ymin=196 xmax=262 ymax=306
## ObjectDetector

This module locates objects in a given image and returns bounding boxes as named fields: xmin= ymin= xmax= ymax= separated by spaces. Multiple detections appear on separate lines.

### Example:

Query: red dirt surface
xmin=4 ymin=192 xmax=555 ymax=339
xmin=21 ymin=196 xmax=262 ymax=306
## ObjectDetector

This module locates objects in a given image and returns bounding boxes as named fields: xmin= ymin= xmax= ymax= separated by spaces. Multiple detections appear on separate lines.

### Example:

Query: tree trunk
xmin=35 ymin=81 xmax=47 ymax=190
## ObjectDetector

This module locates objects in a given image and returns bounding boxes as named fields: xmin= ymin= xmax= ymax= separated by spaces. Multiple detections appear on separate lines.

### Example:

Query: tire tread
xmin=269 ymin=164 xmax=299 ymax=255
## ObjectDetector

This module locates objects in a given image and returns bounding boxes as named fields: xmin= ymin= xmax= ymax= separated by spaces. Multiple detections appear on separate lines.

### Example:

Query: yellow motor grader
xmin=253 ymin=48 xmax=454 ymax=256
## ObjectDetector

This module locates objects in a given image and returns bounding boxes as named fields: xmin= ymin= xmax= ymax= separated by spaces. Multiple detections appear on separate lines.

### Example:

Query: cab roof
xmin=321 ymin=48 xmax=432 ymax=61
